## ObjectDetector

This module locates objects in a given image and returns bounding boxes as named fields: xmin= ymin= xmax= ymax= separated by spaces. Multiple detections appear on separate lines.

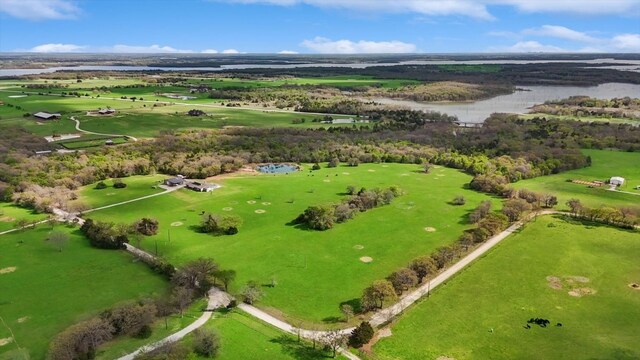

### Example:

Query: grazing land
xmin=0 ymin=225 xmax=168 ymax=360
xmin=373 ymin=215 xmax=640 ymax=360
xmin=514 ymin=150 xmax=640 ymax=208
xmin=0 ymin=202 xmax=46 ymax=232
xmin=86 ymin=163 xmax=500 ymax=325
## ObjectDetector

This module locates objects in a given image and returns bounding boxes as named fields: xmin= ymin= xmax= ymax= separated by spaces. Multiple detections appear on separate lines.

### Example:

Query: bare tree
xmin=170 ymin=286 xmax=193 ymax=317
xmin=47 ymin=230 xmax=69 ymax=252
xmin=320 ymin=330 xmax=347 ymax=358
xmin=340 ymin=304 xmax=354 ymax=322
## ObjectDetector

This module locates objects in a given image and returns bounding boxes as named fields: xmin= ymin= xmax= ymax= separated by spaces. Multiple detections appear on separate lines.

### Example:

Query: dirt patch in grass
xmin=323 ymin=179 xmax=331 ymax=182
xmin=546 ymin=276 xmax=563 ymax=290
xmin=565 ymin=276 xmax=590 ymax=284
xmin=361 ymin=327 xmax=392 ymax=353
xmin=17 ymin=316 xmax=29 ymax=323
xmin=424 ymin=227 xmax=437 ymax=232
xmin=0 ymin=267 xmax=16 ymax=275
xmin=360 ymin=256 xmax=373 ymax=263
xmin=628 ymin=283 xmax=640 ymax=290
xmin=342 ymin=172 xmax=350 ymax=175
xmin=222 ymin=207 xmax=233 ymax=211
xmin=170 ymin=221 xmax=183 ymax=227
xmin=255 ymin=209 xmax=266 ymax=214
xmin=436 ymin=357 xmax=456 ymax=360
xmin=261 ymin=202 xmax=271 ymax=206
xmin=247 ymin=200 xmax=256 ymax=204
xmin=353 ymin=245 xmax=364 ymax=250
xmin=568 ymin=288 xmax=597 ymax=297
xmin=368 ymin=169 xmax=376 ymax=172
xmin=0 ymin=337 xmax=13 ymax=347
xmin=0 ymin=216 xmax=16 ymax=222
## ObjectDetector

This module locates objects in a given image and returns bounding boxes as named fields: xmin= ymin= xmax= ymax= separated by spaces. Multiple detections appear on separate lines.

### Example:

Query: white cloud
xmin=222 ymin=49 xmax=240 ymax=54
xmin=278 ymin=50 xmax=299 ymax=54
xmin=301 ymin=37 xmax=417 ymax=54
xmin=612 ymin=33 xmax=640 ymax=51
xmin=216 ymin=0 xmax=640 ymax=19
xmin=29 ymin=43 xmax=85 ymax=52
xmin=523 ymin=25 xmax=598 ymax=43
xmin=0 ymin=0 xmax=80 ymax=20
xmin=202 ymin=49 xmax=219 ymax=53
xmin=108 ymin=44 xmax=194 ymax=53
xmin=496 ymin=41 xmax=567 ymax=52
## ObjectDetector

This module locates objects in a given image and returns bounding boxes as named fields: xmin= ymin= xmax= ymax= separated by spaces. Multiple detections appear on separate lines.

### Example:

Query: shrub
xmin=451 ymin=195 xmax=466 ymax=205
xmin=192 ymin=328 xmax=220 ymax=358
xmin=95 ymin=181 xmax=108 ymax=190
xmin=312 ymin=163 xmax=322 ymax=170
xmin=113 ymin=179 xmax=127 ymax=188
xmin=348 ymin=322 xmax=375 ymax=348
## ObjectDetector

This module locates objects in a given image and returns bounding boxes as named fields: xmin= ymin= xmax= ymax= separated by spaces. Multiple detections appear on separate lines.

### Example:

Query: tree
xmin=240 ymin=281 xmax=264 ymax=304
xmin=469 ymin=200 xmax=492 ymax=223
xmin=340 ymin=304 xmax=354 ymax=322
xmin=451 ymin=195 xmax=466 ymax=205
xmin=361 ymin=280 xmax=396 ymax=311
xmin=387 ymin=268 xmax=418 ymax=295
xmin=113 ymin=179 xmax=127 ymax=188
xmin=346 ymin=185 xmax=357 ymax=195
xmin=297 ymin=205 xmax=335 ymax=230
xmin=135 ymin=218 xmax=159 ymax=236
xmin=170 ymin=286 xmax=193 ymax=317
xmin=95 ymin=181 xmax=108 ymax=190
xmin=542 ymin=194 xmax=558 ymax=208
xmin=409 ymin=256 xmax=437 ymax=282
xmin=192 ymin=328 xmax=220 ymax=358
xmin=201 ymin=213 xmax=242 ymax=235
xmin=328 ymin=157 xmax=339 ymax=168
xmin=214 ymin=269 xmax=236 ymax=291
xmin=172 ymin=258 xmax=218 ymax=295
xmin=312 ymin=163 xmax=321 ymax=170
xmin=106 ymin=302 xmax=157 ymax=337
xmin=47 ymin=317 xmax=113 ymax=360
xmin=424 ymin=163 xmax=433 ymax=174
xmin=320 ymin=330 xmax=347 ymax=358
xmin=334 ymin=203 xmax=355 ymax=223
xmin=567 ymin=198 xmax=582 ymax=215
xmin=47 ymin=230 xmax=69 ymax=252
xmin=502 ymin=198 xmax=531 ymax=222
xmin=348 ymin=321 xmax=374 ymax=348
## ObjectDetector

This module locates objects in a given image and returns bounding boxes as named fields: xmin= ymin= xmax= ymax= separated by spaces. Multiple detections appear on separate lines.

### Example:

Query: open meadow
xmin=0 ymin=202 xmax=46 ymax=233
xmin=0 ymin=225 xmax=168 ymax=360
xmin=372 ymin=215 xmax=640 ymax=360
xmin=514 ymin=149 xmax=640 ymax=209
xmin=73 ymin=174 xmax=167 ymax=209
xmin=85 ymin=163 xmax=500 ymax=326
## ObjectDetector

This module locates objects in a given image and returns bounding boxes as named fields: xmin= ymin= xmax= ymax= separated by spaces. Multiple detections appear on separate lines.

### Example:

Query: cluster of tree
xmin=566 ymin=198 xmax=639 ymax=229
xmin=187 ymin=109 xmax=206 ymax=116
xmin=348 ymin=321 xmax=375 ymax=348
xmin=365 ymin=81 xmax=513 ymax=102
xmin=80 ymin=217 xmax=158 ymax=250
xmin=533 ymin=96 xmax=640 ymax=120
xmin=293 ymin=186 xmax=402 ymax=230
xmin=200 ymin=212 xmax=242 ymax=235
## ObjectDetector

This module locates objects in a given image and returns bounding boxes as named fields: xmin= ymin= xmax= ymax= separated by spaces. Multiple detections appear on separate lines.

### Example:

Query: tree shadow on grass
xmin=340 ymin=298 xmax=363 ymax=314
xmin=270 ymin=335 xmax=331 ymax=359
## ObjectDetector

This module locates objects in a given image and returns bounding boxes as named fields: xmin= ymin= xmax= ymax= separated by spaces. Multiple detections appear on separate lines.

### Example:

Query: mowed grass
xmin=373 ymin=215 xmax=640 ymax=360
xmin=514 ymin=149 xmax=640 ymax=209
xmin=73 ymin=175 xmax=167 ymax=209
xmin=87 ymin=163 xmax=499 ymax=325
xmin=0 ymin=202 xmax=46 ymax=232
xmin=180 ymin=310 xmax=348 ymax=360
xmin=0 ymin=225 xmax=168 ymax=360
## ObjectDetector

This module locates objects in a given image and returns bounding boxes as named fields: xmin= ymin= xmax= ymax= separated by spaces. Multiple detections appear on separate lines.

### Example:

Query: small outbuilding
xmin=98 ymin=108 xmax=116 ymax=115
xmin=610 ymin=176 xmax=625 ymax=186
xmin=186 ymin=181 xmax=218 ymax=192
xmin=164 ymin=177 xmax=185 ymax=187
xmin=34 ymin=112 xmax=61 ymax=120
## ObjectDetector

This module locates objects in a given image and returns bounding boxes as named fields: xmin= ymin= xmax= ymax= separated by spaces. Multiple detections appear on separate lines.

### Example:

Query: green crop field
xmin=85 ymin=163 xmax=500 ymax=326
xmin=0 ymin=225 xmax=168 ymax=360
xmin=514 ymin=149 xmax=640 ymax=209
xmin=373 ymin=215 xmax=640 ymax=360
xmin=0 ymin=202 xmax=46 ymax=233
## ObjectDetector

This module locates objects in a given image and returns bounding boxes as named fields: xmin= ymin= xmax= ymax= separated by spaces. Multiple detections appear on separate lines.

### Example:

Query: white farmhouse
xmin=610 ymin=176 xmax=625 ymax=186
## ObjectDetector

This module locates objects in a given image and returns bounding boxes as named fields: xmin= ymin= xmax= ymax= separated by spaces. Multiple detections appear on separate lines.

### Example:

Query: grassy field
xmin=0 ymin=225 xmax=168 ymax=360
xmin=0 ymin=202 xmax=46 ymax=233
xmin=86 ymin=163 xmax=499 ymax=325
xmin=56 ymin=135 xmax=128 ymax=149
xmin=181 ymin=310 xmax=348 ymax=360
xmin=373 ymin=215 xmax=640 ymax=360
xmin=73 ymin=175 xmax=167 ymax=209
xmin=514 ymin=149 xmax=640 ymax=209
xmin=522 ymin=113 xmax=640 ymax=125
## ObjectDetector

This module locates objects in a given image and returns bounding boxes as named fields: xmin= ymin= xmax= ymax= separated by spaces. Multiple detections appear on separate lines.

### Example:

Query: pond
xmin=256 ymin=163 xmax=299 ymax=174
xmin=372 ymin=82 xmax=640 ymax=124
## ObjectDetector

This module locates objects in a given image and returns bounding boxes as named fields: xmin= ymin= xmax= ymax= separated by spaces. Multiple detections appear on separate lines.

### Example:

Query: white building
xmin=610 ymin=176 xmax=625 ymax=186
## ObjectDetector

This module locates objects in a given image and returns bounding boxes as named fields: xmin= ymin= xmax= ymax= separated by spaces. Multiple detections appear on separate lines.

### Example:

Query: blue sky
xmin=0 ymin=0 xmax=639 ymax=53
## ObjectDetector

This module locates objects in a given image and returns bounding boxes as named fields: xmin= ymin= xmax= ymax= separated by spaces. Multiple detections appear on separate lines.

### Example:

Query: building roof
xmin=165 ymin=177 xmax=184 ymax=185
xmin=34 ymin=112 xmax=61 ymax=119
xmin=186 ymin=181 xmax=218 ymax=190
xmin=610 ymin=176 xmax=625 ymax=182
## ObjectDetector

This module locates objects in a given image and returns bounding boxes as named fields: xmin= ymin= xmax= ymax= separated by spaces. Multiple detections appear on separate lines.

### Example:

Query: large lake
xmin=1 ymin=58 xmax=639 ymax=77
xmin=373 ymin=83 xmax=640 ymax=124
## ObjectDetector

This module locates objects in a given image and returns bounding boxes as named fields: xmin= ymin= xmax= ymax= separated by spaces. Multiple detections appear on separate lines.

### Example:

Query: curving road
xmin=70 ymin=116 xmax=139 ymax=141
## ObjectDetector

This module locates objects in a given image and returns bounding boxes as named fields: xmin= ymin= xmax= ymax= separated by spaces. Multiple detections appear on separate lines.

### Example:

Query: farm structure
xmin=33 ymin=111 xmax=61 ymax=120
xmin=610 ymin=176 xmax=625 ymax=186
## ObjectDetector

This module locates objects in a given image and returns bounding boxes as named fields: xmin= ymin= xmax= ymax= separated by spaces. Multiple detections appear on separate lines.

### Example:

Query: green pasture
xmin=86 ymin=163 xmax=500 ymax=325
xmin=0 ymin=225 xmax=168 ymax=360
xmin=74 ymin=175 xmax=166 ymax=209
xmin=373 ymin=215 xmax=640 ymax=360
xmin=0 ymin=202 xmax=46 ymax=233
xmin=514 ymin=149 xmax=640 ymax=209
